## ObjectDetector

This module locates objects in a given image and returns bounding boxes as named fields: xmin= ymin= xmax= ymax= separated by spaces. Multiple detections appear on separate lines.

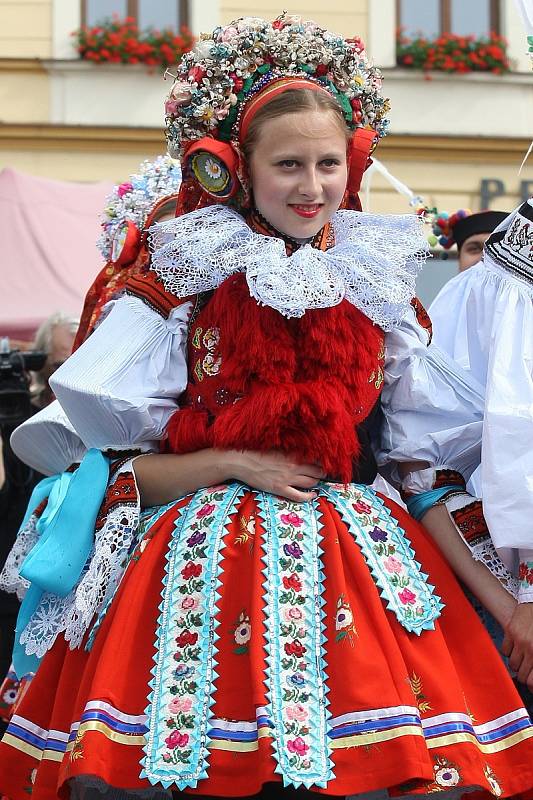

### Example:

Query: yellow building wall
xmin=0 ymin=0 xmax=53 ymax=59
xmin=0 ymin=63 xmax=50 ymax=122
xmin=219 ymin=0 xmax=368 ymax=40
xmin=371 ymin=138 xmax=533 ymax=216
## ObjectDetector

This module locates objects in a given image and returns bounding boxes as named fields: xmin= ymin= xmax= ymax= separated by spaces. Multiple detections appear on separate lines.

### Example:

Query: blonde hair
xmin=32 ymin=311 xmax=79 ymax=396
xmin=241 ymin=88 xmax=350 ymax=160
xmin=33 ymin=311 xmax=78 ymax=356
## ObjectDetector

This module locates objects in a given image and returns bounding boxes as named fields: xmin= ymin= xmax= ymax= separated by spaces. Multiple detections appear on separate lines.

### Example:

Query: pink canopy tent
xmin=0 ymin=167 xmax=114 ymax=342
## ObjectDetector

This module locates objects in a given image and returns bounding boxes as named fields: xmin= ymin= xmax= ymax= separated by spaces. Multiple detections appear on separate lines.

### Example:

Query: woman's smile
xmin=289 ymin=203 xmax=324 ymax=218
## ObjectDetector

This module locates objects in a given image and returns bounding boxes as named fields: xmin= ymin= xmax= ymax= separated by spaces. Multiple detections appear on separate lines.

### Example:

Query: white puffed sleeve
xmin=379 ymin=302 xmax=485 ymax=485
xmin=50 ymin=294 xmax=192 ymax=451
xmin=478 ymin=260 xmax=533 ymax=568
xmin=10 ymin=400 xmax=87 ymax=476
xmin=429 ymin=262 xmax=492 ymax=387
xmin=429 ymin=215 xmax=533 ymax=571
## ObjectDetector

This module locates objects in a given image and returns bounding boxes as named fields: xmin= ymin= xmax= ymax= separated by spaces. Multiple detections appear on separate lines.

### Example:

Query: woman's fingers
xmin=292 ymin=474 xmax=320 ymax=489
xmin=299 ymin=464 xmax=326 ymax=480
xmin=227 ymin=449 xmax=325 ymax=502
xmin=278 ymin=486 xmax=317 ymax=503
xmin=517 ymin=654 xmax=533 ymax=686
xmin=508 ymin=644 xmax=524 ymax=674
xmin=502 ymin=603 xmax=533 ymax=680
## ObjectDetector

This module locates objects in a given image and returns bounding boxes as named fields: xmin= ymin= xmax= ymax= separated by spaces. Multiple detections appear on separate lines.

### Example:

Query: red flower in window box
xmin=72 ymin=15 xmax=195 ymax=69
xmin=396 ymin=28 xmax=509 ymax=75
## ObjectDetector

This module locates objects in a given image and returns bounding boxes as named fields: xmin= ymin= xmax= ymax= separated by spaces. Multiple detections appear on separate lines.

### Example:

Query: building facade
xmin=0 ymin=0 xmax=531 ymax=220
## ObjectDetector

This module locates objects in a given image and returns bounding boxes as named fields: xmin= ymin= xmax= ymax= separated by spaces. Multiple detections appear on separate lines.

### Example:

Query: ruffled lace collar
xmin=149 ymin=204 xmax=428 ymax=330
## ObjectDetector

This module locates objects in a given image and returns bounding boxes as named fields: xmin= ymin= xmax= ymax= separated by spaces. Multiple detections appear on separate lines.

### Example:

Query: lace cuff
xmin=16 ymin=457 xmax=143 ymax=662
xmin=402 ymin=468 xmax=519 ymax=598
xmin=0 ymin=512 xmax=40 ymax=601
xmin=518 ymin=550 xmax=533 ymax=603
xmin=442 ymin=494 xmax=519 ymax=598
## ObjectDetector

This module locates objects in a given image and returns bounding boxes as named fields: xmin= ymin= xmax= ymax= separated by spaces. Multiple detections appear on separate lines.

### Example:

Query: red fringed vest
xmin=159 ymin=215 xmax=386 ymax=483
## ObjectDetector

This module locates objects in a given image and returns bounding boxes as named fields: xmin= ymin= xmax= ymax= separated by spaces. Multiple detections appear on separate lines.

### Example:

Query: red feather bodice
xmin=165 ymin=273 xmax=384 ymax=482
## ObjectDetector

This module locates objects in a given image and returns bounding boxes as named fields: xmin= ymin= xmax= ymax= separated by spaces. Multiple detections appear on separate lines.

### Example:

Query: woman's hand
xmin=134 ymin=448 xmax=324 ymax=508
xmin=502 ymin=603 xmax=533 ymax=691
xmin=227 ymin=450 xmax=325 ymax=503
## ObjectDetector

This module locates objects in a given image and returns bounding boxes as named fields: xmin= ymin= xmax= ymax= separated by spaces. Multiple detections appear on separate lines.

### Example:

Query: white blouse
xmin=379 ymin=302 xmax=485 ymax=486
xmin=429 ymin=253 xmax=533 ymax=575
xmin=48 ymin=294 xmax=192 ymax=453
xmin=14 ymin=288 xmax=485 ymax=495
xmin=10 ymin=399 xmax=86 ymax=476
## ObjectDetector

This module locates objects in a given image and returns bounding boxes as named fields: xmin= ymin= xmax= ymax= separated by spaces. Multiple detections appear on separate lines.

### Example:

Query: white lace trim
xmin=471 ymin=540 xmax=520 ymax=599
xmin=4 ymin=461 xmax=141 ymax=660
xmin=443 ymin=495 xmax=520 ymax=599
xmin=149 ymin=205 xmax=428 ymax=331
xmin=0 ymin=513 xmax=38 ymax=601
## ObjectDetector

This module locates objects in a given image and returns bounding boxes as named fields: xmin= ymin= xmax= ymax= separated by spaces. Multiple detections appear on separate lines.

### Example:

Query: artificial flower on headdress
xmin=163 ymin=13 xmax=390 ymax=208
xmin=98 ymin=154 xmax=182 ymax=266
xmin=431 ymin=209 xmax=472 ymax=250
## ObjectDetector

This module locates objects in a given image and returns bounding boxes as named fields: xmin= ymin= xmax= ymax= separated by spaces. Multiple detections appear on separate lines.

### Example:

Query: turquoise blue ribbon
xmin=406 ymin=486 xmax=458 ymax=522
xmin=13 ymin=448 xmax=109 ymax=678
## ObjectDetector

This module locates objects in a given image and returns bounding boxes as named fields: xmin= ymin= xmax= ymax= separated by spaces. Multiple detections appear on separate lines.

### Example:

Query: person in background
xmin=31 ymin=313 xmax=79 ymax=408
xmin=401 ymin=203 xmax=533 ymax=714
xmin=0 ymin=157 xmax=183 ymax=732
xmin=428 ymin=209 xmax=510 ymax=466
xmin=431 ymin=208 xmax=509 ymax=273
xmin=73 ymin=154 xmax=182 ymax=348
xmin=0 ymin=312 xmax=77 ymax=731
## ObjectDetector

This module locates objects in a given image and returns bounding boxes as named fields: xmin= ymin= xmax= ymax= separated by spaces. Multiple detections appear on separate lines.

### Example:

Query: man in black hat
xmin=452 ymin=210 xmax=509 ymax=271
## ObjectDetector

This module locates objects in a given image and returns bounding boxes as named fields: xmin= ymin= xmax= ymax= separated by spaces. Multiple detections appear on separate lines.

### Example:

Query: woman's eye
xmin=321 ymin=159 xmax=340 ymax=167
xmin=278 ymin=160 xmax=298 ymax=168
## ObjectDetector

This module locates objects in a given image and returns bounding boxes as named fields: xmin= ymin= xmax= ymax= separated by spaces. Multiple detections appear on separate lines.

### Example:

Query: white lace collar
xmin=149 ymin=205 xmax=428 ymax=331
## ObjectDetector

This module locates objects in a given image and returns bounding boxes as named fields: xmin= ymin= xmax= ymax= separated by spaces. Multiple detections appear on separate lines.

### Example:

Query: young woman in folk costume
xmin=1 ymin=14 xmax=533 ymax=800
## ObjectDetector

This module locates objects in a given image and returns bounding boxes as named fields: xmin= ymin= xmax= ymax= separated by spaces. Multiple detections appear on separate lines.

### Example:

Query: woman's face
xmin=248 ymin=109 xmax=348 ymax=239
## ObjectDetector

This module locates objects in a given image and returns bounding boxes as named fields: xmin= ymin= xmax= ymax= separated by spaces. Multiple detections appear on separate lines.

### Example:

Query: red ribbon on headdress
xmin=346 ymin=127 xmax=377 ymax=211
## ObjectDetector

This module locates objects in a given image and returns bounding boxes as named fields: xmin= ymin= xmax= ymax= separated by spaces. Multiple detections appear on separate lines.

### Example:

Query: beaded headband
xmin=239 ymin=76 xmax=329 ymax=141
xmin=164 ymin=13 xmax=389 ymax=205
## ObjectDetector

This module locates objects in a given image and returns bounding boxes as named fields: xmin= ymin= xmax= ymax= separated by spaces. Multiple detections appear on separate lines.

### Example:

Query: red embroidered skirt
xmin=0 ymin=484 xmax=532 ymax=799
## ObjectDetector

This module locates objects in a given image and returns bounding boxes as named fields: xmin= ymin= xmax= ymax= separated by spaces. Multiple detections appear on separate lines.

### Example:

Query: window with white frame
xmin=397 ymin=0 xmax=500 ymax=37
xmin=82 ymin=0 xmax=189 ymax=29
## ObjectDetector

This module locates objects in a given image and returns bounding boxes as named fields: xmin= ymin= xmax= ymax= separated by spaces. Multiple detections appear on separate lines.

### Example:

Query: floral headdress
xmin=98 ymin=154 xmax=182 ymax=265
xmin=164 ymin=13 xmax=389 ymax=211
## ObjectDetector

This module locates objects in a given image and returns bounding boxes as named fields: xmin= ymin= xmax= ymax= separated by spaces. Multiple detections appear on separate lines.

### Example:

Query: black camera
xmin=0 ymin=338 xmax=47 ymax=426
